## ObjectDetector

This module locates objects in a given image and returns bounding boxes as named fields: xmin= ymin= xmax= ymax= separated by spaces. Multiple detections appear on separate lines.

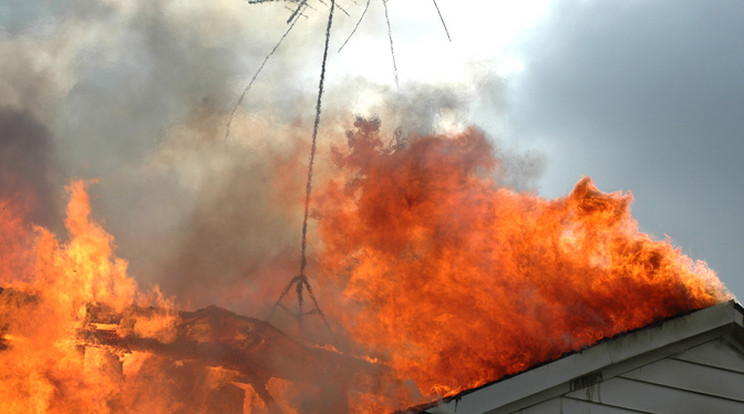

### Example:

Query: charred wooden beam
xmin=1 ymin=288 xmax=391 ymax=412
xmin=83 ymin=304 xmax=386 ymax=387
xmin=81 ymin=303 xmax=390 ymax=412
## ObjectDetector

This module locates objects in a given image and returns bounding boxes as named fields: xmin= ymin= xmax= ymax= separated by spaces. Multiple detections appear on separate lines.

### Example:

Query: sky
xmin=1 ymin=0 xmax=743 ymax=306
xmin=505 ymin=0 xmax=744 ymax=299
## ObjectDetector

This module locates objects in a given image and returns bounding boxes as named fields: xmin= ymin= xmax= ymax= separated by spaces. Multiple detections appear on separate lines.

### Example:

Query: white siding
xmin=672 ymin=339 xmax=744 ymax=373
xmin=511 ymin=398 xmax=561 ymax=414
xmin=564 ymin=376 xmax=744 ymax=414
xmin=558 ymin=398 xmax=649 ymax=413
xmin=618 ymin=356 xmax=744 ymax=401
xmin=509 ymin=338 xmax=744 ymax=414
xmin=516 ymin=397 xmax=647 ymax=413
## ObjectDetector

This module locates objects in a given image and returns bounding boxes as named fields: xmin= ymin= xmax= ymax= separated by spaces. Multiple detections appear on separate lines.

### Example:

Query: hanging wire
xmin=431 ymin=0 xmax=452 ymax=41
xmin=338 ymin=0 xmax=371 ymax=52
xmin=381 ymin=0 xmax=399 ymax=87
xmin=225 ymin=17 xmax=301 ymax=139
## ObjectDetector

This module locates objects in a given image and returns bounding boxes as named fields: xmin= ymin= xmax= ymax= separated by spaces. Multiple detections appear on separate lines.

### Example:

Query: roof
xmin=416 ymin=300 xmax=744 ymax=414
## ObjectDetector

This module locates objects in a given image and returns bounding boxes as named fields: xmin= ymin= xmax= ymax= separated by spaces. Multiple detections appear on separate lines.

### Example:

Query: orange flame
xmin=315 ymin=119 xmax=730 ymax=401
xmin=0 ymin=119 xmax=732 ymax=413
xmin=0 ymin=180 xmax=382 ymax=413
xmin=0 ymin=181 xmax=137 ymax=412
xmin=0 ymin=181 xmax=193 ymax=412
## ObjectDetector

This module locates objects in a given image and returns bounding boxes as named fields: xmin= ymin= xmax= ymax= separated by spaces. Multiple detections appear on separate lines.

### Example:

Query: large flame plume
xmin=0 ymin=118 xmax=732 ymax=413
xmin=315 ymin=118 xmax=730 ymax=399
xmin=0 ymin=181 xmax=138 ymax=412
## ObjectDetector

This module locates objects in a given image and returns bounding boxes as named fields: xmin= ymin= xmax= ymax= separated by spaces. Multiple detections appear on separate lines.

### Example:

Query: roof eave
xmin=423 ymin=300 xmax=744 ymax=414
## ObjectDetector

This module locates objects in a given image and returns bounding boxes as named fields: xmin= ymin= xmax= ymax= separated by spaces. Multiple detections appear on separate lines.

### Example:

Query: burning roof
xmin=0 ymin=120 xmax=733 ymax=412
xmin=1 ymin=1 xmax=741 ymax=413
xmin=412 ymin=300 xmax=744 ymax=413
xmin=311 ymin=118 xmax=731 ymax=400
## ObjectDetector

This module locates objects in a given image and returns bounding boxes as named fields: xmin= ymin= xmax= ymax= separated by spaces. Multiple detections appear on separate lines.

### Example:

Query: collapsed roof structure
xmin=412 ymin=301 xmax=744 ymax=414
xmin=0 ymin=286 xmax=389 ymax=413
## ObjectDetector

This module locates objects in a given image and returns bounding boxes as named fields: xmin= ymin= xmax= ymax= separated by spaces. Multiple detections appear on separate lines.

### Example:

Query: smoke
xmin=0 ymin=106 xmax=62 ymax=230
xmin=3 ymin=2 xmax=733 ymax=411
xmin=1 ymin=0 xmax=318 ymax=308
xmin=0 ymin=0 xmax=540 ymax=317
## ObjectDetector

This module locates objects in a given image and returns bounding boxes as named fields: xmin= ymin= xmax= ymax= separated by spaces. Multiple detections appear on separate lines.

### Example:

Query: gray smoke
xmin=1 ymin=1 xmax=329 ymax=312
xmin=0 ymin=106 xmax=62 ymax=230
xmin=0 ymin=3 xmax=546 ymax=409
xmin=0 ymin=0 xmax=541 ymax=317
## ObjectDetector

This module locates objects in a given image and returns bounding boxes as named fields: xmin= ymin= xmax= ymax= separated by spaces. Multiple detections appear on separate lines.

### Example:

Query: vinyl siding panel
xmin=565 ymin=376 xmax=744 ymax=414
xmin=511 ymin=398 xmax=561 ymax=414
xmin=513 ymin=349 xmax=744 ymax=414
xmin=618 ymin=356 xmax=744 ymax=402
xmin=672 ymin=339 xmax=744 ymax=374
xmin=515 ymin=396 xmax=648 ymax=413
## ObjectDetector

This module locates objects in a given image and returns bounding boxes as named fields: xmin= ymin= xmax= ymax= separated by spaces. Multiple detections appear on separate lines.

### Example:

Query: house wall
xmin=513 ymin=338 xmax=744 ymax=414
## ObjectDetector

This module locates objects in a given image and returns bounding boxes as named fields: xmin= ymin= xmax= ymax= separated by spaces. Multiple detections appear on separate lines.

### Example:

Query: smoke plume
xmin=0 ymin=0 xmax=524 ymax=317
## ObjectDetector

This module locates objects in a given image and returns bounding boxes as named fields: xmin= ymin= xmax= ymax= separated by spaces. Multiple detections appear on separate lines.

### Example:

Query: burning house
xmin=0 ymin=139 xmax=735 ymax=414
xmin=2 ymin=0 xmax=743 ymax=412
xmin=414 ymin=300 xmax=744 ymax=414
xmin=0 ymin=119 xmax=735 ymax=412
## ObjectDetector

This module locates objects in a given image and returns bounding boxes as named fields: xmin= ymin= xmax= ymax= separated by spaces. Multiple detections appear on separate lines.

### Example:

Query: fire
xmin=0 ymin=181 xmax=388 ymax=413
xmin=0 ymin=118 xmax=732 ymax=413
xmin=0 ymin=181 xmax=144 ymax=412
xmin=0 ymin=182 xmax=243 ymax=412
xmin=315 ymin=118 xmax=730 ymax=400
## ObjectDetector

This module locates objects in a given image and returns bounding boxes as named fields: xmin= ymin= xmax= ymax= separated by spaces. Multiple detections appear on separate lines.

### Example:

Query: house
xmin=417 ymin=300 xmax=744 ymax=414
